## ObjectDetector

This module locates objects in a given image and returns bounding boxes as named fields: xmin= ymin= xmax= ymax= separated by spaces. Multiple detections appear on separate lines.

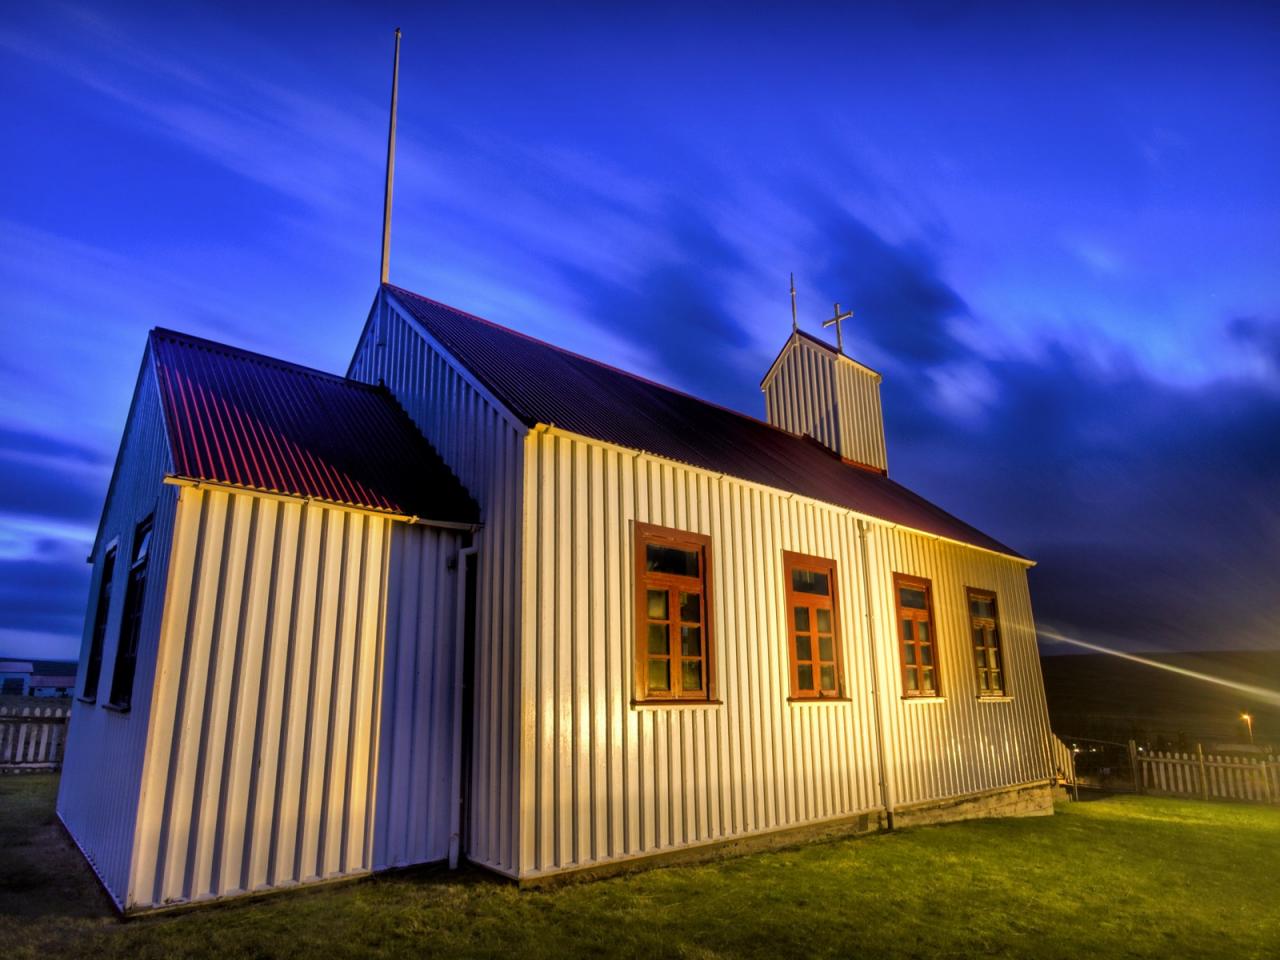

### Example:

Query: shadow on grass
xmin=0 ymin=775 xmax=117 ymax=923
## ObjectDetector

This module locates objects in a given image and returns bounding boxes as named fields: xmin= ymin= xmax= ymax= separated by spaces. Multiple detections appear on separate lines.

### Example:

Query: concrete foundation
xmin=520 ymin=778 xmax=1055 ymax=887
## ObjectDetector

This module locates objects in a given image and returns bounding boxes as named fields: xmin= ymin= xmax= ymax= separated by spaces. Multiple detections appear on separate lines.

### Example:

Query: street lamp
xmin=1241 ymin=713 xmax=1254 ymax=746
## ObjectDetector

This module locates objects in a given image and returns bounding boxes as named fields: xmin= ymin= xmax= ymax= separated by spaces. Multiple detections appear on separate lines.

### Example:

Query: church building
xmin=59 ymin=281 xmax=1057 ymax=913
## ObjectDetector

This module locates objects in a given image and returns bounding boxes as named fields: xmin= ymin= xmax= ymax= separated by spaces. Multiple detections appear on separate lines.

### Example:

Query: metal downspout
xmin=857 ymin=519 xmax=894 ymax=830
xmin=448 ymin=541 xmax=478 ymax=868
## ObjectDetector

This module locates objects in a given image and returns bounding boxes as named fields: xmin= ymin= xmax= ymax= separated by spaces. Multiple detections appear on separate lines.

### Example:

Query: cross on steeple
xmin=823 ymin=302 xmax=853 ymax=354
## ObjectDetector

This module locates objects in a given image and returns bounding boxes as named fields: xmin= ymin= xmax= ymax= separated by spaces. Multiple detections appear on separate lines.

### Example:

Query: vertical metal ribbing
xmin=518 ymin=430 xmax=1051 ymax=879
xmin=348 ymin=294 xmax=526 ymax=878
xmin=124 ymin=489 xmax=463 ymax=910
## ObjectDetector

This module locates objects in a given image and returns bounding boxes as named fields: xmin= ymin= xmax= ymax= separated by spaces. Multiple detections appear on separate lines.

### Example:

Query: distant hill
xmin=1040 ymin=650 xmax=1279 ymax=750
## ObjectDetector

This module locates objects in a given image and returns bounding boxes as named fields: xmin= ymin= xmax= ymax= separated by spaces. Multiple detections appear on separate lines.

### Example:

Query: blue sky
xmin=1 ymin=1 xmax=1278 ymax=660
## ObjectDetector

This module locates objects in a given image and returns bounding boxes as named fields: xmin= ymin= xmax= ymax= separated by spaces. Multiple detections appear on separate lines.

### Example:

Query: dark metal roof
xmin=150 ymin=328 xmax=478 ymax=524
xmin=384 ymin=285 xmax=1023 ymax=559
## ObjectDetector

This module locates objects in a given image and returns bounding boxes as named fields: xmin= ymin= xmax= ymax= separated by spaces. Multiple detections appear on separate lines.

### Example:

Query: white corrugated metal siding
xmin=862 ymin=525 xmax=1053 ymax=807
xmin=373 ymin=522 xmax=465 ymax=870
xmin=349 ymin=292 xmax=526 ymax=876
xmin=58 ymin=352 xmax=178 ymax=909
xmin=518 ymin=427 xmax=1052 ymax=878
xmin=835 ymin=357 xmax=887 ymax=472
xmin=763 ymin=335 xmax=887 ymax=471
xmin=128 ymin=485 xmax=464 ymax=909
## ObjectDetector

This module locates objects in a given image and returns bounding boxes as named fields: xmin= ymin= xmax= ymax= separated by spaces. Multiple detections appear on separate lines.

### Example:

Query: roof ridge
xmin=383 ymin=284 xmax=834 ymax=449
xmin=150 ymin=327 xmax=383 ymax=393
xmin=381 ymin=285 xmax=1021 ymax=559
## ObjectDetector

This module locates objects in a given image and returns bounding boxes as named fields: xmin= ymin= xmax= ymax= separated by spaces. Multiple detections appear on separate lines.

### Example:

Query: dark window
xmin=894 ymin=574 xmax=940 ymax=697
xmin=634 ymin=522 xmax=714 ymax=702
xmin=968 ymin=588 xmax=1006 ymax=696
xmin=784 ymin=552 xmax=843 ymax=699
xmin=81 ymin=545 xmax=117 ymax=701
xmin=108 ymin=516 xmax=153 ymax=710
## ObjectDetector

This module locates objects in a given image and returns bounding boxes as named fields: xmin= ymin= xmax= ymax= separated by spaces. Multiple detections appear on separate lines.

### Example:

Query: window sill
xmin=76 ymin=695 xmax=96 ymax=705
xmin=102 ymin=702 xmax=131 ymax=714
xmin=901 ymin=696 xmax=946 ymax=704
xmin=977 ymin=695 xmax=1013 ymax=702
xmin=787 ymin=696 xmax=852 ymax=704
xmin=631 ymin=699 xmax=723 ymax=709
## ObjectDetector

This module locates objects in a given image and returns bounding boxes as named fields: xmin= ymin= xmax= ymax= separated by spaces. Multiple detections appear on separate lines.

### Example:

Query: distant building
xmin=60 ymin=284 xmax=1056 ymax=913
xmin=0 ymin=659 xmax=77 ymax=697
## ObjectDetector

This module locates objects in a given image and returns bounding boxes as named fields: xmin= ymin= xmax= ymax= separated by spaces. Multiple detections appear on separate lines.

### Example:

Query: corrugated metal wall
xmin=863 ymin=525 xmax=1054 ymax=808
xmin=129 ymin=485 xmax=463 ymax=909
xmin=58 ymin=352 xmax=179 ymax=909
xmin=349 ymin=293 xmax=526 ymax=877
xmin=518 ymin=427 xmax=1052 ymax=878
xmin=372 ymin=522 xmax=464 ymax=870
xmin=763 ymin=336 xmax=887 ymax=471
xmin=834 ymin=357 xmax=887 ymax=472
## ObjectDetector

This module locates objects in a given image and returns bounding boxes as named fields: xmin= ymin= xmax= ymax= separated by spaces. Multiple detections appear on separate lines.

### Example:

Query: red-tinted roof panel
xmin=151 ymin=328 xmax=477 ymax=524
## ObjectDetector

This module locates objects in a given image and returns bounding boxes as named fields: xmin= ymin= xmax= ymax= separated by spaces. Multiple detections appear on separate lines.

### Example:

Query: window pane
xmin=647 ymin=623 xmax=669 ymax=655
xmin=109 ymin=571 xmax=146 ymax=708
xmin=980 ymin=671 xmax=990 ymax=691
xmin=990 ymin=647 xmax=1002 ymax=670
xmin=797 ymin=664 xmax=814 ymax=690
xmin=991 ymin=671 xmax=1002 ymax=692
xmin=815 ymin=608 xmax=832 ymax=633
xmin=971 ymin=596 xmax=995 ymax=619
xmin=648 ymin=659 xmax=670 ymax=692
xmin=680 ymin=626 xmax=701 ymax=657
xmin=820 ymin=665 xmax=836 ymax=691
xmin=918 ymin=621 xmax=930 ymax=643
xmin=975 ymin=647 xmax=986 ymax=668
xmin=922 ymin=668 xmax=934 ymax=691
xmin=973 ymin=626 xmax=984 ymax=646
xmin=133 ymin=525 xmax=153 ymax=564
xmin=646 ymin=544 xmax=699 ymax=577
xmin=902 ymin=620 xmax=914 ymax=642
xmin=818 ymin=634 xmax=834 ymax=661
xmin=904 ymin=643 xmax=915 ymax=665
xmin=794 ymin=634 xmax=811 ymax=662
xmin=83 ymin=548 xmax=117 ymax=701
xmin=791 ymin=568 xmax=830 ymax=596
xmin=682 ymin=661 xmax=703 ymax=691
xmin=906 ymin=667 xmax=919 ymax=691
xmin=899 ymin=586 xmax=927 ymax=609
xmin=647 ymin=590 xmax=668 ymax=620
xmin=679 ymin=591 xmax=700 ymax=624
xmin=794 ymin=607 xmax=811 ymax=632
xmin=920 ymin=644 xmax=932 ymax=666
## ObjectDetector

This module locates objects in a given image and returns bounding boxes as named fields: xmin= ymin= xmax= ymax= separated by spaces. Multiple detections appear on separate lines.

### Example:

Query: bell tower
xmin=760 ymin=281 xmax=888 ymax=473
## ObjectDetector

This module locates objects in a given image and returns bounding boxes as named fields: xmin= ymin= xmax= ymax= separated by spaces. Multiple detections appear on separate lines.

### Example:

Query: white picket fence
xmin=0 ymin=705 xmax=70 ymax=772
xmin=1139 ymin=747 xmax=1279 ymax=804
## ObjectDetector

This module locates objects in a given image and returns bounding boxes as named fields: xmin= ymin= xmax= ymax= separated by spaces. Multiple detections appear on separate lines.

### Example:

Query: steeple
xmin=760 ymin=279 xmax=888 ymax=473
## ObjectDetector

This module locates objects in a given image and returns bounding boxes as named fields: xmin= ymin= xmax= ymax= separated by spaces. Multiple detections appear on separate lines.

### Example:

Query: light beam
xmin=1038 ymin=626 xmax=1280 ymax=708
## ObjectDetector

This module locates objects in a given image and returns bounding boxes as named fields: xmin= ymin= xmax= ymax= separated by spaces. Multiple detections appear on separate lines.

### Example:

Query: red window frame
xmin=633 ymin=521 xmax=716 ymax=703
xmin=782 ymin=551 xmax=844 ymax=700
xmin=893 ymin=573 xmax=941 ymax=697
xmin=967 ymin=587 xmax=1007 ymax=697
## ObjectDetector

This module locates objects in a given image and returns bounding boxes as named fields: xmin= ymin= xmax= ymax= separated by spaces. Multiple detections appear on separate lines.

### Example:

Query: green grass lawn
xmin=2 ymin=776 xmax=1277 ymax=959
